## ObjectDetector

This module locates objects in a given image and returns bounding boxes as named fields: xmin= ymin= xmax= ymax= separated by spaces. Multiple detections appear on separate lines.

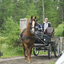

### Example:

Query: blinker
xmin=29 ymin=19 xmax=35 ymax=25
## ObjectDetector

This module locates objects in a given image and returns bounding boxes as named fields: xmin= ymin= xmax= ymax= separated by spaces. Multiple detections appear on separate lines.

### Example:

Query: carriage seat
xmin=44 ymin=27 xmax=54 ymax=37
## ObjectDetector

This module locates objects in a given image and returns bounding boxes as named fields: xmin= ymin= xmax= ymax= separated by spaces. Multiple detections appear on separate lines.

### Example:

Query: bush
xmin=1 ymin=17 xmax=21 ymax=46
xmin=55 ymin=22 xmax=64 ymax=37
xmin=0 ymin=36 xmax=8 ymax=44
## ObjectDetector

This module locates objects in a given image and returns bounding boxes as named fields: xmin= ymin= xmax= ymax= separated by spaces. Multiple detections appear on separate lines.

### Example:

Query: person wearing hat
xmin=35 ymin=19 xmax=42 ymax=34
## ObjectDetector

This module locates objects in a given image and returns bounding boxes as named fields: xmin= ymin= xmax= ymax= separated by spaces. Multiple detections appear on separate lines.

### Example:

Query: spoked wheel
xmin=48 ymin=43 xmax=52 ymax=59
xmin=54 ymin=43 xmax=60 ymax=57
xmin=33 ymin=47 xmax=39 ymax=56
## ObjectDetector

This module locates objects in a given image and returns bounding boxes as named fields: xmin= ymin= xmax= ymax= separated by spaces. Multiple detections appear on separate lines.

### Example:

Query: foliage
xmin=0 ymin=43 xmax=24 ymax=58
xmin=0 ymin=36 xmax=8 ymax=44
xmin=0 ymin=43 xmax=48 ymax=58
xmin=26 ymin=3 xmax=37 ymax=18
xmin=0 ymin=0 xmax=64 ymax=57
xmin=36 ymin=0 xmax=43 ymax=24
xmin=0 ymin=17 xmax=21 ymax=46
xmin=55 ymin=22 xmax=64 ymax=37
xmin=44 ymin=0 xmax=60 ymax=27
xmin=0 ymin=0 xmax=63 ymax=28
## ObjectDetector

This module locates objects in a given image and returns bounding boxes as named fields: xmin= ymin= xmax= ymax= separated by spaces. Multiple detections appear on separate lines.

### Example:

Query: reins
xmin=34 ymin=34 xmax=47 ymax=45
xmin=21 ymin=28 xmax=36 ymax=39
xmin=21 ymin=28 xmax=47 ymax=45
xmin=20 ymin=18 xmax=47 ymax=45
xmin=21 ymin=37 xmax=36 ymax=39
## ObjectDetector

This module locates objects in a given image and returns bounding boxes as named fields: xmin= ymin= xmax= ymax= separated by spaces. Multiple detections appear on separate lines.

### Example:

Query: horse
xmin=21 ymin=16 xmax=36 ymax=63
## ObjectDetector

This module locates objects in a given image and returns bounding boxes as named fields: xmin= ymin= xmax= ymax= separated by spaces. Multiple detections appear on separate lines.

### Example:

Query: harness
xmin=29 ymin=19 xmax=35 ymax=30
xmin=21 ymin=28 xmax=36 ymax=40
xmin=34 ymin=34 xmax=47 ymax=45
xmin=20 ymin=19 xmax=36 ymax=39
xmin=20 ymin=19 xmax=47 ymax=45
xmin=20 ymin=29 xmax=46 ymax=45
xmin=21 ymin=37 xmax=36 ymax=39
xmin=20 ymin=28 xmax=26 ymax=37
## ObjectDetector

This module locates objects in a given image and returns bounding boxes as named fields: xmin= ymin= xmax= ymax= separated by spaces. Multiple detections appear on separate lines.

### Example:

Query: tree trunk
xmin=62 ymin=0 xmax=63 ymax=22
xmin=42 ymin=0 xmax=45 ymax=22
xmin=36 ymin=0 xmax=37 ymax=8
xmin=13 ymin=0 xmax=18 ymax=22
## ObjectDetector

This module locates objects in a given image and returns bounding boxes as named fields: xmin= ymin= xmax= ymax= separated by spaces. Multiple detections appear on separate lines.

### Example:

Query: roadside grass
xmin=46 ymin=62 xmax=55 ymax=64
xmin=32 ymin=51 xmax=48 ymax=55
xmin=0 ymin=44 xmax=24 ymax=58
xmin=0 ymin=43 xmax=48 ymax=58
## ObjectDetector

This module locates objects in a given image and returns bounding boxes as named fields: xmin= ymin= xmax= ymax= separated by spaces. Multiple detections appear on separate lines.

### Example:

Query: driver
xmin=35 ymin=19 xmax=42 ymax=34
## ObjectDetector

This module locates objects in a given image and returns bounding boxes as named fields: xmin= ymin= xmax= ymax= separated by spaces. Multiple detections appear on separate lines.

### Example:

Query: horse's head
xmin=29 ymin=16 xmax=36 ymax=34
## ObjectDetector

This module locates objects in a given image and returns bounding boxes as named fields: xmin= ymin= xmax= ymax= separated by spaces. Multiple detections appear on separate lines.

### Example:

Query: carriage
xmin=33 ymin=27 xmax=60 ymax=59
xmin=20 ymin=17 xmax=60 ymax=63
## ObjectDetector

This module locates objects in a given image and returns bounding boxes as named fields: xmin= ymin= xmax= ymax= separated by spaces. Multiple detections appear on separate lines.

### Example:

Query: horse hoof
xmin=24 ymin=56 xmax=27 ymax=59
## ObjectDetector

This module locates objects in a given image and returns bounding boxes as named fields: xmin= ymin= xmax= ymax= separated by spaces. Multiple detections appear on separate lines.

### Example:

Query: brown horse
xmin=21 ymin=16 xmax=36 ymax=63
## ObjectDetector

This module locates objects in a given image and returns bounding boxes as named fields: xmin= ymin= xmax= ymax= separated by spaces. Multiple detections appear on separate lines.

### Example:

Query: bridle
xmin=29 ymin=19 xmax=36 ymax=31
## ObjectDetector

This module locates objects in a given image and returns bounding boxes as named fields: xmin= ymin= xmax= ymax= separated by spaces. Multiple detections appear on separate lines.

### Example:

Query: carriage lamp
xmin=44 ymin=39 xmax=46 ymax=41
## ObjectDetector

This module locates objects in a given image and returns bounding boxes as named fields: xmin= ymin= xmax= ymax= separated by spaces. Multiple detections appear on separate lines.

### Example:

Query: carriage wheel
xmin=48 ymin=43 xmax=52 ymax=59
xmin=54 ymin=43 xmax=60 ymax=57
xmin=33 ymin=47 xmax=39 ymax=56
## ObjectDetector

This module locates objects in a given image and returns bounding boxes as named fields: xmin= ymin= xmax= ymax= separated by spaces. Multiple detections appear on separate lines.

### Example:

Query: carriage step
xmin=34 ymin=44 xmax=48 ymax=47
xmin=36 ymin=48 xmax=48 ymax=50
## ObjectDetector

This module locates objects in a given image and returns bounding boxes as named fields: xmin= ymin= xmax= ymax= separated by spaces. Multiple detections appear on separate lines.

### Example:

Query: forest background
xmin=0 ymin=0 xmax=64 ymax=57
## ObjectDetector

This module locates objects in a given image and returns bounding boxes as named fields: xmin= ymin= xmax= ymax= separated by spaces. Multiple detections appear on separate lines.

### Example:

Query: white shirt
xmin=44 ymin=22 xmax=48 ymax=31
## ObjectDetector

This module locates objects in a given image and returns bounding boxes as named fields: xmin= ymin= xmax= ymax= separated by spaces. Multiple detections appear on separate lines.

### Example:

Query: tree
xmin=0 ymin=0 xmax=63 ymax=29
xmin=55 ymin=22 xmax=64 ymax=37
xmin=26 ymin=2 xmax=37 ymax=18
xmin=57 ymin=0 xmax=64 ymax=23
xmin=42 ymin=0 xmax=45 ymax=22
xmin=61 ymin=0 xmax=63 ymax=22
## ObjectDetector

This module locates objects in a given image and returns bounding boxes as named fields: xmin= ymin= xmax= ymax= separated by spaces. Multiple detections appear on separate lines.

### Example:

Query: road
xmin=0 ymin=55 xmax=58 ymax=64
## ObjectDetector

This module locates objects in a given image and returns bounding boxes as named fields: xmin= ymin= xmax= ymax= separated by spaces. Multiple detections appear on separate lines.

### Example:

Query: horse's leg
xmin=24 ymin=43 xmax=30 ymax=63
xmin=30 ymin=44 xmax=34 ymax=60
xmin=23 ymin=43 xmax=27 ymax=58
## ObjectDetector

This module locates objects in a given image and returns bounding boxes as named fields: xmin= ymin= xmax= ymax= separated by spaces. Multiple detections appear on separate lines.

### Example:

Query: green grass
xmin=0 ymin=44 xmax=24 ymax=58
xmin=0 ymin=44 xmax=55 ymax=64
xmin=46 ymin=62 xmax=55 ymax=64
xmin=0 ymin=43 xmax=48 ymax=58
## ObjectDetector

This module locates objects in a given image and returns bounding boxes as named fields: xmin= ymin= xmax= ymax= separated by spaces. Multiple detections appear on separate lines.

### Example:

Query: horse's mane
xmin=26 ymin=18 xmax=31 ymax=29
xmin=27 ymin=18 xmax=31 ymax=25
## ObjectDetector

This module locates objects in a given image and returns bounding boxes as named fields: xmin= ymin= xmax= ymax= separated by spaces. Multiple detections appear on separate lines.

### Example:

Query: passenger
xmin=42 ymin=18 xmax=51 ymax=32
xmin=35 ymin=19 xmax=42 ymax=34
